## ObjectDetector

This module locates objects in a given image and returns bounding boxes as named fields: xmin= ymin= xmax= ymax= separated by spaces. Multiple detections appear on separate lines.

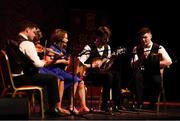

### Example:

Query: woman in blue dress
xmin=38 ymin=28 xmax=89 ymax=115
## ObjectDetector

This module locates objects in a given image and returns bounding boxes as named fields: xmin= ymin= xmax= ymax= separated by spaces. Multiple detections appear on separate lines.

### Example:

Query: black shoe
xmin=136 ymin=104 xmax=143 ymax=110
xmin=113 ymin=105 xmax=127 ymax=112
xmin=46 ymin=107 xmax=67 ymax=116
xmin=100 ymin=103 xmax=109 ymax=112
xmin=112 ymin=105 xmax=120 ymax=112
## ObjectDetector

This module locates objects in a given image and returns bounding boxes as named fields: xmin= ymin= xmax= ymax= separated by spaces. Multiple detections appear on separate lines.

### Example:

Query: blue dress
xmin=39 ymin=45 xmax=80 ymax=89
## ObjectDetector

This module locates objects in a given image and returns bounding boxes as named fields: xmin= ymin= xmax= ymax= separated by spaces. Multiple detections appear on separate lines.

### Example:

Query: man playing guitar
xmin=78 ymin=26 xmax=123 ymax=112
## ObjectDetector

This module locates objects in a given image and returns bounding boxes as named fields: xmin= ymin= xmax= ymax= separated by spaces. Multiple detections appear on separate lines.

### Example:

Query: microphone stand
xmin=89 ymin=57 xmax=94 ymax=112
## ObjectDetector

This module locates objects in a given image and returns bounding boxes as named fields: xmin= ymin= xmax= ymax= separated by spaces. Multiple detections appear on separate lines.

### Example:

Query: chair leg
xmin=12 ymin=90 xmax=17 ymax=97
xmin=89 ymin=85 xmax=94 ymax=111
xmin=157 ymin=92 xmax=161 ymax=113
xmin=157 ymin=68 xmax=166 ymax=113
xmin=39 ymin=90 xmax=45 ymax=119
xmin=161 ymin=87 xmax=167 ymax=111
xmin=99 ymin=87 xmax=113 ymax=111
xmin=99 ymin=87 xmax=103 ymax=110
xmin=30 ymin=93 xmax=35 ymax=113
xmin=157 ymin=87 xmax=167 ymax=113
xmin=109 ymin=88 xmax=112 ymax=112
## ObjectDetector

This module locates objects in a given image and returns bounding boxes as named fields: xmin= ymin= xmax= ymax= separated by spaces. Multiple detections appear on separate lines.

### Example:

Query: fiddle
xmin=35 ymin=43 xmax=68 ymax=61
xmin=35 ymin=43 xmax=44 ymax=53
xmin=35 ymin=43 xmax=61 ymax=56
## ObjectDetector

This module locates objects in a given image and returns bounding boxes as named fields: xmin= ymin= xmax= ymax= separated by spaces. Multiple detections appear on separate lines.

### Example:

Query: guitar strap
xmin=102 ymin=44 xmax=109 ymax=58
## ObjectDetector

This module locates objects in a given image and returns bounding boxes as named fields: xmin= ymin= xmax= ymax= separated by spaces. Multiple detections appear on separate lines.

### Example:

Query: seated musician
xmin=36 ymin=28 xmax=89 ymax=115
xmin=6 ymin=20 xmax=64 ymax=116
xmin=131 ymin=27 xmax=172 ymax=110
xmin=78 ymin=26 xmax=123 ymax=112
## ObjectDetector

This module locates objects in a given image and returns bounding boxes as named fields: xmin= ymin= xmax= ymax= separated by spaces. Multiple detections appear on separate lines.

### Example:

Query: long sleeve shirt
xmin=19 ymin=33 xmax=45 ymax=68
xmin=78 ymin=44 xmax=111 ymax=67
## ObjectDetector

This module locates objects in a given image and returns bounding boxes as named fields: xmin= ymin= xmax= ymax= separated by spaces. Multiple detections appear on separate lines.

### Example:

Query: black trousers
xmin=85 ymin=69 xmax=121 ymax=106
xmin=13 ymin=73 xmax=60 ymax=109
xmin=132 ymin=70 xmax=161 ymax=106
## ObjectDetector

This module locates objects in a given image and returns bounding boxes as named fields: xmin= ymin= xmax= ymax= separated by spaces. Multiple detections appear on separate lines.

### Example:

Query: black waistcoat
xmin=137 ymin=43 xmax=160 ymax=75
xmin=6 ymin=35 xmax=38 ymax=75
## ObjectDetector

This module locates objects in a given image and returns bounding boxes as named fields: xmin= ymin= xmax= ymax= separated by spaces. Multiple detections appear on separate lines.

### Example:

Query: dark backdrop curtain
xmin=0 ymin=0 xmax=67 ymax=49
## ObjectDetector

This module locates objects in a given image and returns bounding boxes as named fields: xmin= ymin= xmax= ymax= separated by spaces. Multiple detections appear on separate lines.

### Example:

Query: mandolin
xmin=92 ymin=46 xmax=126 ymax=71
xmin=68 ymin=47 xmax=126 ymax=79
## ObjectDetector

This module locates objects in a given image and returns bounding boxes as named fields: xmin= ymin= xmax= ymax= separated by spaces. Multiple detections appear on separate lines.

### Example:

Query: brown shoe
xmin=79 ymin=106 xmax=90 ymax=113
xmin=58 ymin=108 xmax=71 ymax=115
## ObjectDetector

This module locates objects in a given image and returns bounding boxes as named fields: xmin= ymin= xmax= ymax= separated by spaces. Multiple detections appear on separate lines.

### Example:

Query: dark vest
xmin=84 ymin=43 xmax=109 ymax=64
xmin=6 ymin=35 xmax=38 ymax=75
xmin=137 ymin=43 xmax=160 ymax=75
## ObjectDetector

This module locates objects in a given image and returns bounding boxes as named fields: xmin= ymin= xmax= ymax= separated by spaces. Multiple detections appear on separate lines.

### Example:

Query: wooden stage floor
xmin=29 ymin=101 xmax=180 ymax=120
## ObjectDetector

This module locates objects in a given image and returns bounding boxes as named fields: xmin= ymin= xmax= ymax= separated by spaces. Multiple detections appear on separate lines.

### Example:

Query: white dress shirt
xmin=131 ymin=41 xmax=172 ymax=66
xmin=19 ymin=33 xmax=45 ymax=68
xmin=78 ymin=44 xmax=111 ymax=66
